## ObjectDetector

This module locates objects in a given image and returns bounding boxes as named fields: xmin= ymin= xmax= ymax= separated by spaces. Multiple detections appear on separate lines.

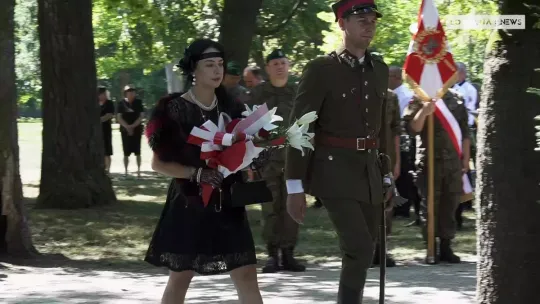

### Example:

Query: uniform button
xmin=342 ymin=93 xmax=346 ymax=97
xmin=365 ymin=108 xmax=369 ymax=113
xmin=364 ymin=81 xmax=368 ymax=85
xmin=328 ymin=155 xmax=333 ymax=160
xmin=362 ymin=68 xmax=365 ymax=72
xmin=365 ymin=94 xmax=369 ymax=99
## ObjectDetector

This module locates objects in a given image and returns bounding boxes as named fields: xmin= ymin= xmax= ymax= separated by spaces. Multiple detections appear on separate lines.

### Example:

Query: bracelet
xmin=196 ymin=168 xmax=203 ymax=184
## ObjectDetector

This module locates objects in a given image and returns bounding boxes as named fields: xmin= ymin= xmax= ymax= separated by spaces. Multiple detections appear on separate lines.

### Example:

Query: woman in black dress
xmin=117 ymin=86 xmax=145 ymax=177
xmin=98 ymin=87 xmax=114 ymax=172
xmin=144 ymin=39 xmax=264 ymax=304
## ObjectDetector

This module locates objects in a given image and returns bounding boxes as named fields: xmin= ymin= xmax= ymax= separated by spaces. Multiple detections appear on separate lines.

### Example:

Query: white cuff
xmin=286 ymin=179 xmax=304 ymax=194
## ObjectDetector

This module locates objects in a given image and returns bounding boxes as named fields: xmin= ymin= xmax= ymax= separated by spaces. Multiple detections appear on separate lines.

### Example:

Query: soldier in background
xmin=374 ymin=88 xmax=401 ymax=268
xmin=222 ymin=61 xmax=250 ymax=104
xmin=403 ymin=90 xmax=470 ymax=264
xmin=243 ymin=66 xmax=264 ymax=89
xmin=246 ymin=49 xmax=305 ymax=273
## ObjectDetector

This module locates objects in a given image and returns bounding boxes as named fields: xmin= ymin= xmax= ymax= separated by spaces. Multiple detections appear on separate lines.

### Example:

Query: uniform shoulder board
xmin=370 ymin=52 xmax=386 ymax=64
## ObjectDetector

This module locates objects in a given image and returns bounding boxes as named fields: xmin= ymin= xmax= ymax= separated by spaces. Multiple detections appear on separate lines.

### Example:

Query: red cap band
xmin=337 ymin=0 xmax=375 ymax=19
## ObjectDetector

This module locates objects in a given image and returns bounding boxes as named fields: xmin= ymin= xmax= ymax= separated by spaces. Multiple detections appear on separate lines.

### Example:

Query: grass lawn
xmin=17 ymin=122 xmax=477 ymax=270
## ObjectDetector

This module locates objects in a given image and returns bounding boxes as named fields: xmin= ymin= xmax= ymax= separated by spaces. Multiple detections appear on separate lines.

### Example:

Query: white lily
xmin=286 ymin=120 xmax=315 ymax=156
xmin=296 ymin=111 xmax=318 ymax=126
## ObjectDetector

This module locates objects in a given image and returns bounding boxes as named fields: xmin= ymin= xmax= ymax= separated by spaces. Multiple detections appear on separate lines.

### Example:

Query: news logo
xmin=443 ymin=15 xmax=526 ymax=30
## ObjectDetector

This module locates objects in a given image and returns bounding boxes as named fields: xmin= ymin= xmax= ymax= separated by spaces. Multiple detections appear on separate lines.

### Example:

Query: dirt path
xmin=1 ymin=259 xmax=475 ymax=304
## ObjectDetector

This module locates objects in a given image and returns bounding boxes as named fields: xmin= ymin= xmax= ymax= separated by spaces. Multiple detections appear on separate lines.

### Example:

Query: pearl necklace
xmin=189 ymin=90 xmax=217 ymax=111
xmin=188 ymin=89 xmax=219 ymax=121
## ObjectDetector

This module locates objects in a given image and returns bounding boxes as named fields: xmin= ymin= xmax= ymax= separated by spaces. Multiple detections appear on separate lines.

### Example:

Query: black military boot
xmin=262 ymin=244 xmax=280 ymax=273
xmin=372 ymin=246 xmax=397 ymax=267
xmin=337 ymin=283 xmax=363 ymax=304
xmin=281 ymin=246 xmax=306 ymax=272
xmin=439 ymin=239 xmax=461 ymax=263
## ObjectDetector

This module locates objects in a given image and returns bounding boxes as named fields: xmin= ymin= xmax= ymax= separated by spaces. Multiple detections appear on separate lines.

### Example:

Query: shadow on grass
xmin=18 ymin=172 xmax=477 ymax=275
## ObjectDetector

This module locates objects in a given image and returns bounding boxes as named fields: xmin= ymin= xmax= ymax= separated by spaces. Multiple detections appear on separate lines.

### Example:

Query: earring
xmin=192 ymin=76 xmax=196 ymax=86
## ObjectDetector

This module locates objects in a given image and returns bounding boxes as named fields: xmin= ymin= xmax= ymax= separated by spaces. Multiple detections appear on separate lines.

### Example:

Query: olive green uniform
xmin=379 ymin=89 xmax=401 ymax=234
xmin=285 ymin=46 xmax=390 ymax=296
xmin=402 ymin=90 xmax=469 ymax=242
xmin=246 ymin=81 xmax=298 ymax=248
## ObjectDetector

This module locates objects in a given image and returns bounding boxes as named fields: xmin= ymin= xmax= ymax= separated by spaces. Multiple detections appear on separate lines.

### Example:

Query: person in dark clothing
xmin=116 ymin=85 xmax=145 ymax=177
xmin=99 ymin=87 xmax=115 ymax=172
xmin=143 ymin=38 xmax=264 ymax=304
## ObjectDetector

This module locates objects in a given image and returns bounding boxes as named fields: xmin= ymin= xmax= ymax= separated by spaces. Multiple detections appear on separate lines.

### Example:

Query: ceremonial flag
xmin=402 ymin=0 xmax=473 ymax=200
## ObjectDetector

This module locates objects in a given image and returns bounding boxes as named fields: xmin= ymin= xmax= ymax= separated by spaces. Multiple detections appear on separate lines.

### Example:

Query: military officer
xmin=374 ymin=88 xmax=401 ymax=268
xmin=402 ymin=89 xmax=470 ymax=264
xmin=222 ymin=61 xmax=250 ymax=104
xmin=284 ymin=0 xmax=391 ymax=302
xmin=246 ymin=49 xmax=306 ymax=273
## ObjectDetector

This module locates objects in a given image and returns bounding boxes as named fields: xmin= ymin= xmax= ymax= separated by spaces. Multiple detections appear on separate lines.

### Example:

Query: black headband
xmin=196 ymin=52 xmax=224 ymax=61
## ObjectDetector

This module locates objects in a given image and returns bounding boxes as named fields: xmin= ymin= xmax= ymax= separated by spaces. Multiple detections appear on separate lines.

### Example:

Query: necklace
xmin=189 ymin=90 xmax=217 ymax=111
xmin=188 ymin=89 xmax=219 ymax=121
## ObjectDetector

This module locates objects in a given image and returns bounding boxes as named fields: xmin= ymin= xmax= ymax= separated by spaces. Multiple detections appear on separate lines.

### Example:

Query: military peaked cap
xmin=331 ymin=0 xmax=382 ymax=21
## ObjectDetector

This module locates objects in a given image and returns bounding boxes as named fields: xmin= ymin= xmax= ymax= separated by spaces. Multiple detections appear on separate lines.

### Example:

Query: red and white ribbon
xmin=434 ymin=99 xmax=473 ymax=195
xmin=187 ymin=107 xmax=273 ymax=206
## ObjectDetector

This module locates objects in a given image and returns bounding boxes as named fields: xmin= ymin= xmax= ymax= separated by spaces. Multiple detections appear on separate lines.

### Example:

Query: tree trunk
xmin=219 ymin=0 xmax=263 ymax=68
xmin=0 ymin=0 xmax=37 ymax=256
xmin=476 ymin=1 xmax=540 ymax=302
xmin=37 ymin=0 xmax=116 ymax=209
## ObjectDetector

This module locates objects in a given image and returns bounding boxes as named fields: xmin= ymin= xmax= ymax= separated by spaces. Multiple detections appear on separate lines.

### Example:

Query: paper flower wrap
xmin=187 ymin=103 xmax=317 ymax=206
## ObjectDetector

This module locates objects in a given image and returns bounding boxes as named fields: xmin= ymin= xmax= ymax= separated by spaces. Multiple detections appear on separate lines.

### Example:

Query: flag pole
xmin=426 ymin=108 xmax=436 ymax=264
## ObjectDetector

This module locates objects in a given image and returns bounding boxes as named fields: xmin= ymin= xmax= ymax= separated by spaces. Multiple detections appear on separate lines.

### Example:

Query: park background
xmin=2 ymin=0 xmax=540 ymax=303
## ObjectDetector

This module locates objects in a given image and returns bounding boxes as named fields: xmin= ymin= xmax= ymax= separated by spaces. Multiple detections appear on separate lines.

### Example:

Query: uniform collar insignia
xmin=333 ymin=45 xmax=373 ymax=68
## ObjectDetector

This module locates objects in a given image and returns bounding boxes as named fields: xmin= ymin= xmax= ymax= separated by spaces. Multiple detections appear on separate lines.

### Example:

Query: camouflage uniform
xmin=402 ymin=89 xmax=469 ymax=263
xmin=374 ymin=89 xmax=400 ymax=267
xmin=247 ymin=49 xmax=305 ymax=273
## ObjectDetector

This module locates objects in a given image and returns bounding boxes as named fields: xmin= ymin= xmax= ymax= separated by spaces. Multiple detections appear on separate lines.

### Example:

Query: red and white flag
xmin=403 ymin=0 xmax=473 ymax=200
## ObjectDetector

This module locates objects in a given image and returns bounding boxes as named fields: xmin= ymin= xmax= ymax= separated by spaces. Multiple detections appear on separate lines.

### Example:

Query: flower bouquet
xmin=187 ymin=103 xmax=317 ymax=206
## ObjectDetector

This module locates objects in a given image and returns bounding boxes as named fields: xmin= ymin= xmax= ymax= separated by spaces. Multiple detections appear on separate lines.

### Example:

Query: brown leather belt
xmin=316 ymin=135 xmax=379 ymax=151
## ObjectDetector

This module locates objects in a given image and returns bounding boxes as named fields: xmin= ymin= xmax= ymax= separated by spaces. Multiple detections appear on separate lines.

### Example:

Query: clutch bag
xmin=230 ymin=180 xmax=273 ymax=207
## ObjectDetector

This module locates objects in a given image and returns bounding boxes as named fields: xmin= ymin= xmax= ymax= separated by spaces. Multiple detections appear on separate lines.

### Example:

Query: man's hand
xmin=126 ymin=125 xmax=134 ymax=136
xmin=462 ymin=158 xmax=470 ymax=173
xmin=421 ymin=100 xmax=436 ymax=116
xmin=286 ymin=193 xmax=307 ymax=224
xmin=393 ymin=162 xmax=401 ymax=180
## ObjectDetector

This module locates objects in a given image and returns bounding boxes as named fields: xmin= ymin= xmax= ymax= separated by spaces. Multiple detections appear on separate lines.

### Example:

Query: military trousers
xmin=321 ymin=198 xmax=381 ymax=294
xmin=261 ymin=172 xmax=299 ymax=247
xmin=416 ymin=160 xmax=462 ymax=240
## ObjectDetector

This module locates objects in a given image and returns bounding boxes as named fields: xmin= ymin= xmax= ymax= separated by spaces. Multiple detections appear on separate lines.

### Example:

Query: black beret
xmin=266 ymin=49 xmax=287 ymax=63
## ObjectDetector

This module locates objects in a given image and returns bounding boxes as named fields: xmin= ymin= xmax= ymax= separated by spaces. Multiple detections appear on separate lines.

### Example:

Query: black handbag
xmin=230 ymin=180 xmax=273 ymax=207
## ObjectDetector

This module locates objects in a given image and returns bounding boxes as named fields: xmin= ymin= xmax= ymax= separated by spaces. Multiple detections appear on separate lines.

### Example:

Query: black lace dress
xmin=143 ymin=94 xmax=257 ymax=275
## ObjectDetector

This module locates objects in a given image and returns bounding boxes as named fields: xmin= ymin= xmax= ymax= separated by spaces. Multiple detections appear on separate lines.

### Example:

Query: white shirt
xmin=393 ymin=84 xmax=414 ymax=117
xmin=286 ymin=56 xmax=365 ymax=195
xmin=452 ymin=81 xmax=478 ymax=126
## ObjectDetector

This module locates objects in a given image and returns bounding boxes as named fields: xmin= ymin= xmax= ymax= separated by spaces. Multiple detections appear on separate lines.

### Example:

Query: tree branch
xmin=255 ymin=0 xmax=304 ymax=37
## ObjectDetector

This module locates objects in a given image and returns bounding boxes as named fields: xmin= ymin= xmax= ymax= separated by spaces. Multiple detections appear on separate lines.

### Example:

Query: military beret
xmin=226 ymin=61 xmax=242 ymax=76
xmin=331 ymin=0 xmax=383 ymax=22
xmin=266 ymin=49 xmax=287 ymax=63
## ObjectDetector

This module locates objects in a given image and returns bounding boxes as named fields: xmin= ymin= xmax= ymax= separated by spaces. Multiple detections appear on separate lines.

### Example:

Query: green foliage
xmin=255 ymin=0 xmax=332 ymax=75
xmin=15 ymin=0 xmax=41 ymax=116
